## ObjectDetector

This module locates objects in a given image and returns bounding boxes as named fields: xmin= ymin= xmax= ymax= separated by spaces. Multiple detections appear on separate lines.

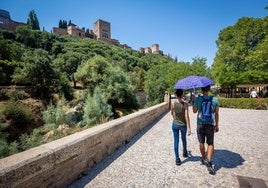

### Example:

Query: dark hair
xmin=175 ymin=89 xmax=183 ymax=97
xmin=201 ymin=85 xmax=211 ymax=92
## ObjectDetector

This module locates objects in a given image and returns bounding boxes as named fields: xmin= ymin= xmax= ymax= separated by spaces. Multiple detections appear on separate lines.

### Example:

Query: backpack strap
xmin=201 ymin=96 xmax=213 ymax=102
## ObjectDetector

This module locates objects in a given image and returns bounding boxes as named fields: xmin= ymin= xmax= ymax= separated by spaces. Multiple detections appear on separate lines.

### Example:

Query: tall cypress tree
xmin=59 ymin=19 xmax=63 ymax=28
xmin=26 ymin=10 xmax=40 ymax=30
xmin=63 ymin=20 xmax=67 ymax=28
xmin=68 ymin=20 xmax=72 ymax=26
xmin=59 ymin=20 xmax=67 ymax=28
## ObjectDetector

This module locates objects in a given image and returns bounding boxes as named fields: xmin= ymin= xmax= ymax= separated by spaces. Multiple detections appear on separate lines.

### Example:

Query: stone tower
xmin=93 ymin=19 xmax=111 ymax=41
xmin=152 ymin=44 xmax=160 ymax=54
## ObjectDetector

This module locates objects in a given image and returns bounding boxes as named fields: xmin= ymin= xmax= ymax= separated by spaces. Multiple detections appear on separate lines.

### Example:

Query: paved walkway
xmin=69 ymin=108 xmax=268 ymax=188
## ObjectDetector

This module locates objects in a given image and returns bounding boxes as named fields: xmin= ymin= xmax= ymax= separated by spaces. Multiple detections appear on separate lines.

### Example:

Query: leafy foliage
xmin=2 ymin=100 xmax=33 ymax=127
xmin=53 ymin=51 xmax=83 ymax=87
xmin=75 ymin=55 xmax=139 ymax=109
xmin=1 ymin=99 xmax=34 ymax=144
xmin=144 ymin=58 xmax=212 ymax=105
xmin=42 ymin=97 xmax=70 ymax=126
xmin=58 ymin=19 xmax=68 ymax=29
xmin=144 ymin=64 xmax=170 ymax=106
xmin=19 ymin=129 xmax=43 ymax=150
xmin=11 ymin=49 xmax=73 ymax=99
xmin=0 ymin=60 xmax=22 ymax=85
xmin=213 ymin=16 xmax=268 ymax=87
xmin=81 ymin=87 xmax=113 ymax=126
xmin=0 ymin=12 xmax=267 ymax=159
xmin=219 ymin=97 xmax=268 ymax=110
xmin=27 ymin=10 xmax=40 ymax=30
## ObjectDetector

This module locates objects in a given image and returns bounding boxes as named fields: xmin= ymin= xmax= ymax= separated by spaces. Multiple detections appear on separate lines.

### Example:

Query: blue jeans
xmin=172 ymin=123 xmax=187 ymax=159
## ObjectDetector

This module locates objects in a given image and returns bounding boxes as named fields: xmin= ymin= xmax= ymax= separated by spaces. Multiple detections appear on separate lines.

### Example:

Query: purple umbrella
xmin=174 ymin=75 xmax=214 ymax=90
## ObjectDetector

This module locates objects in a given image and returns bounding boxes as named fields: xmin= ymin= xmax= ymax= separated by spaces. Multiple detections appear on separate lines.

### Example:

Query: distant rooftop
xmin=0 ymin=9 xmax=11 ymax=19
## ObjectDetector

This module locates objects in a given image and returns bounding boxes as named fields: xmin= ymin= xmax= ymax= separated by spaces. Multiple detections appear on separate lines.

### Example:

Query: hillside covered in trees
xmin=0 ymin=24 xmax=211 ymax=158
xmin=0 ymin=12 xmax=267 ymax=158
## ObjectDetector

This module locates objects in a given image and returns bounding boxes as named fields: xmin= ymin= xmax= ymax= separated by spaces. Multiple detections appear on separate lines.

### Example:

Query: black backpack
xmin=200 ymin=96 xmax=214 ymax=125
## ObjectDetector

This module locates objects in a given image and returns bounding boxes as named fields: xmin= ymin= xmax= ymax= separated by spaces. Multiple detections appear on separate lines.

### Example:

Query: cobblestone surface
xmin=69 ymin=108 xmax=268 ymax=188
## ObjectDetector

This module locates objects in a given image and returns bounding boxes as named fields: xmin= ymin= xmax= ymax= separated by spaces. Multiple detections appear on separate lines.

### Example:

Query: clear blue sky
xmin=1 ymin=0 xmax=267 ymax=67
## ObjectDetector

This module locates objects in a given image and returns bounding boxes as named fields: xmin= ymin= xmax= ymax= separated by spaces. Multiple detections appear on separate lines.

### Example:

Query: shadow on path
xmin=68 ymin=111 xmax=169 ymax=188
xmin=213 ymin=149 xmax=245 ymax=172
xmin=181 ymin=149 xmax=245 ymax=175
xmin=181 ymin=151 xmax=201 ymax=164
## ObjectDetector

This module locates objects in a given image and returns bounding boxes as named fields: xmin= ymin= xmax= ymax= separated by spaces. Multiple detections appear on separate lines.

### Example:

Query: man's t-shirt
xmin=194 ymin=95 xmax=219 ymax=125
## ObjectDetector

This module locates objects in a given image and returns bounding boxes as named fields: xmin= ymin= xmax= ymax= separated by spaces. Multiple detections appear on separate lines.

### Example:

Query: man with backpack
xmin=193 ymin=85 xmax=219 ymax=175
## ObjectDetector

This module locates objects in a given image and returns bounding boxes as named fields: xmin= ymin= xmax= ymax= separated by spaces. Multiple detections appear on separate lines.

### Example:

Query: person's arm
xmin=214 ymin=106 xmax=219 ymax=132
xmin=184 ymin=103 xmax=191 ymax=136
xmin=171 ymin=102 xmax=175 ymax=117
xmin=193 ymin=97 xmax=198 ymax=113
xmin=193 ymin=106 xmax=198 ymax=113
xmin=192 ymin=95 xmax=198 ymax=113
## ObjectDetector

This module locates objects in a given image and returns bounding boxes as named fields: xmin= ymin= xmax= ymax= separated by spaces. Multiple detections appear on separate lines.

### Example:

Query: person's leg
xmin=172 ymin=123 xmax=180 ymax=160
xmin=207 ymin=145 xmax=214 ymax=162
xmin=204 ymin=125 xmax=215 ymax=174
xmin=180 ymin=125 xmax=188 ymax=156
xmin=197 ymin=125 xmax=206 ymax=160
xmin=205 ymin=126 xmax=215 ymax=162
xmin=199 ymin=143 xmax=206 ymax=159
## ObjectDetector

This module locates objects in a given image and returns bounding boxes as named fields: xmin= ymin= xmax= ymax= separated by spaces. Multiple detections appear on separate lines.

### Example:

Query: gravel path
xmin=69 ymin=108 xmax=268 ymax=188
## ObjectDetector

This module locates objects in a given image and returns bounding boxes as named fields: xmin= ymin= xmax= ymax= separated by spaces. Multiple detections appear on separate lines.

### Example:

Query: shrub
xmin=218 ymin=97 xmax=268 ymax=110
xmin=0 ymin=89 xmax=30 ymax=100
xmin=42 ymin=97 xmax=70 ymax=125
xmin=19 ymin=129 xmax=43 ymax=150
xmin=0 ymin=122 xmax=19 ymax=158
xmin=0 ymin=139 xmax=10 ymax=158
xmin=7 ymin=89 xmax=30 ymax=100
xmin=2 ymin=99 xmax=33 ymax=127
xmin=81 ymin=87 xmax=113 ymax=126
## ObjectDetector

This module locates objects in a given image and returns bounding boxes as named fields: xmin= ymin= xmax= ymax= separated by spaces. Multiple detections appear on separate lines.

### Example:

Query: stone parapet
xmin=0 ymin=102 xmax=169 ymax=188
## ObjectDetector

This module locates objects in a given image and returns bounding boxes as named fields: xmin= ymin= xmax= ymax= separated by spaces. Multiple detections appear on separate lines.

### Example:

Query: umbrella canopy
xmin=174 ymin=75 xmax=214 ymax=90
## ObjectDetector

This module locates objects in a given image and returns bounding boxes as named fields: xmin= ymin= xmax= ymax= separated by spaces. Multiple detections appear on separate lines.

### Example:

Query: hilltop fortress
xmin=0 ymin=9 xmax=163 ymax=55
xmin=0 ymin=9 xmax=26 ymax=31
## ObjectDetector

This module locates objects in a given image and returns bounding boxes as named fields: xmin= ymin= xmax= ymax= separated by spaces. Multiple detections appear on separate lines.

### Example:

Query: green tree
xmin=190 ymin=57 xmax=210 ymax=76
xmin=74 ymin=55 xmax=108 ymax=91
xmin=0 ymin=36 xmax=12 ymax=60
xmin=101 ymin=64 xmax=139 ymax=109
xmin=63 ymin=20 xmax=67 ymax=28
xmin=75 ymin=55 xmax=139 ymax=110
xmin=59 ymin=20 xmax=63 ymax=28
xmin=68 ymin=20 xmax=72 ymax=26
xmin=213 ymin=16 xmax=268 ymax=86
xmin=81 ymin=87 xmax=113 ymax=126
xmin=53 ymin=52 xmax=83 ymax=88
xmin=132 ymin=67 xmax=146 ymax=91
xmin=43 ymin=97 xmax=70 ymax=126
xmin=165 ymin=62 xmax=193 ymax=92
xmin=59 ymin=20 xmax=67 ymax=29
xmin=0 ymin=60 xmax=22 ymax=85
xmin=144 ymin=64 xmax=169 ymax=106
xmin=12 ymin=49 xmax=56 ymax=98
xmin=27 ymin=10 xmax=40 ymax=30
xmin=1 ymin=99 xmax=34 ymax=142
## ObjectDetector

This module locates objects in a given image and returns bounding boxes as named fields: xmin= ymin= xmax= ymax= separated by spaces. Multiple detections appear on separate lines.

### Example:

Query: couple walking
xmin=170 ymin=85 xmax=219 ymax=175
